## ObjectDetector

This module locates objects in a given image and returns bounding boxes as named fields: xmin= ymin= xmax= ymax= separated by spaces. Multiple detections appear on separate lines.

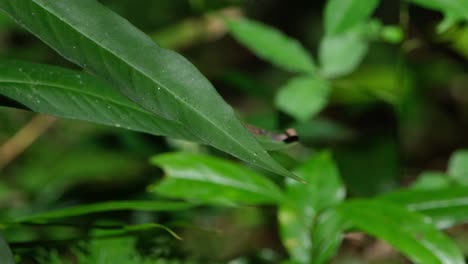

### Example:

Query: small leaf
xmin=378 ymin=186 xmax=468 ymax=228
xmin=279 ymin=152 xmax=344 ymax=263
xmin=448 ymin=149 xmax=468 ymax=184
xmin=410 ymin=171 xmax=452 ymax=190
xmin=15 ymin=201 xmax=195 ymax=223
xmin=275 ymin=77 xmax=330 ymax=122
xmin=0 ymin=0 xmax=298 ymax=180
xmin=149 ymin=152 xmax=284 ymax=205
xmin=324 ymin=0 xmax=380 ymax=36
xmin=339 ymin=200 xmax=465 ymax=264
xmin=228 ymin=18 xmax=316 ymax=74
xmin=319 ymin=27 xmax=369 ymax=78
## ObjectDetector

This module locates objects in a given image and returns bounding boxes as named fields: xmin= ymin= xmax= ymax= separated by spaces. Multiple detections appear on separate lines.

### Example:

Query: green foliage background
xmin=0 ymin=0 xmax=468 ymax=263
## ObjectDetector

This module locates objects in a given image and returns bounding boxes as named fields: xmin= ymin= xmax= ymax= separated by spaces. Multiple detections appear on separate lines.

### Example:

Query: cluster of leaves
xmin=0 ymin=0 xmax=468 ymax=263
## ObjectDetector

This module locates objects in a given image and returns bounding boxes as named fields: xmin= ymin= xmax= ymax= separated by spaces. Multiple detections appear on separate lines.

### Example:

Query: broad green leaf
xmin=278 ymin=152 xmax=344 ymax=263
xmin=275 ymin=77 xmax=330 ymax=122
xmin=227 ymin=18 xmax=316 ymax=74
xmin=0 ymin=59 xmax=198 ymax=142
xmin=15 ymin=201 xmax=194 ymax=223
xmin=339 ymin=200 xmax=464 ymax=264
xmin=0 ymin=59 xmax=285 ymax=151
xmin=408 ymin=0 xmax=468 ymax=20
xmin=378 ymin=186 xmax=468 ymax=228
xmin=410 ymin=171 xmax=452 ymax=190
xmin=319 ymin=27 xmax=369 ymax=78
xmin=324 ymin=0 xmax=380 ymax=36
xmin=0 ymin=0 xmax=299 ymax=181
xmin=448 ymin=150 xmax=468 ymax=184
xmin=0 ymin=235 xmax=15 ymax=264
xmin=149 ymin=152 xmax=284 ymax=205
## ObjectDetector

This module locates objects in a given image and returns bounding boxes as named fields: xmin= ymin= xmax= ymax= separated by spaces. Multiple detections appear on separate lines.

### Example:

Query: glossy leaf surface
xmin=150 ymin=152 xmax=284 ymax=205
xmin=0 ymin=0 xmax=298 ymax=180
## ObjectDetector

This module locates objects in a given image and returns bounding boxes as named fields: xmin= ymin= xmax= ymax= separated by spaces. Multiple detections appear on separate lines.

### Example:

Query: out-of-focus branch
xmin=0 ymin=114 xmax=56 ymax=171
xmin=151 ymin=7 xmax=242 ymax=50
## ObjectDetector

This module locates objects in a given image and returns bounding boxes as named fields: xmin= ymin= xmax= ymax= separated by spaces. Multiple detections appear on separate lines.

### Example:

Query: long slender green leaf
xmin=278 ymin=152 xmax=344 ymax=263
xmin=0 ymin=59 xmax=198 ymax=142
xmin=149 ymin=152 xmax=285 ymax=206
xmin=324 ymin=0 xmax=380 ymax=36
xmin=0 ymin=60 xmax=288 ymax=151
xmin=15 ymin=201 xmax=194 ymax=223
xmin=0 ymin=0 xmax=299 ymax=180
xmin=339 ymin=200 xmax=465 ymax=264
xmin=227 ymin=18 xmax=316 ymax=74
xmin=378 ymin=186 xmax=468 ymax=228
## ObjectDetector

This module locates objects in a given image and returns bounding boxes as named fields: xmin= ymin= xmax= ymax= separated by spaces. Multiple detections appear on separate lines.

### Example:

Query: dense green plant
xmin=0 ymin=0 xmax=468 ymax=263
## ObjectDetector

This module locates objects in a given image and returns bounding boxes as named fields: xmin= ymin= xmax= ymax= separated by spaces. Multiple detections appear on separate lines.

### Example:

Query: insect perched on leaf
xmin=245 ymin=124 xmax=299 ymax=144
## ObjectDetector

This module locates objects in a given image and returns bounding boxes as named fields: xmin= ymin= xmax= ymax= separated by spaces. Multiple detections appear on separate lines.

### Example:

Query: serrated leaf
xmin=324 ymin=0 xmax=380 ymax=36
xmin=275 ymin=77 xmax=330 ymax=122
xmin=448 ymin=149 xmax=468 ymax=185
xmin=228 ymin=18 xmax=316 ymax=74
xmin=278 ymin=152 xmax=344 ymax=263
xmin=319 ymin=27 xmax=369 ymax=78
xmin=339 ymin=200 xmax=465 ymax=264
xmin=0 ymin=0 xmax=299 ymax=180
xmin=149 ymin=152 xmax=284 ymax=206
xmin=378 ymin=186 xmax=468 ymax=228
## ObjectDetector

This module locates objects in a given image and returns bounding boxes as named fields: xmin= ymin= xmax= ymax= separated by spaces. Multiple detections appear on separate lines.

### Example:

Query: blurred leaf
xmin=0 ymin=235 xmax=15 ymax=264
xmin=149 ymin=152 xmax=284 ymax=205
xmin=408 ymin=0 xmax=468 ymax=20
xmin=0 ymin=0 xmax=298 ymax=181
xmin=338 ymin=200 xmax=465 ymax=264
xmin=275 ymin=76 xmax=331 ymax=122
xmin=311 ymin=209 xmax=347 ymax=264
xmin=319 ymin=26 xmax=369 ymax=78
xmin=15 ymin=201 xmax=194 ymax=223
xmin=278 ymin=152 xmax=344 ymax=263
xmin=378 ymin=186 xmax=468 ymax=228
xmin=324 ymin=0 xmax=380 ymax=36
xmin=411 ymin=171 xmax=452 ymax=190
xmin=448 ymin=150 xmax=468 ymax=185
xmin=15 ymin=149 xmax=143 ymax=202
xmin=227 ymin=18 xmax=316 ymax=74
